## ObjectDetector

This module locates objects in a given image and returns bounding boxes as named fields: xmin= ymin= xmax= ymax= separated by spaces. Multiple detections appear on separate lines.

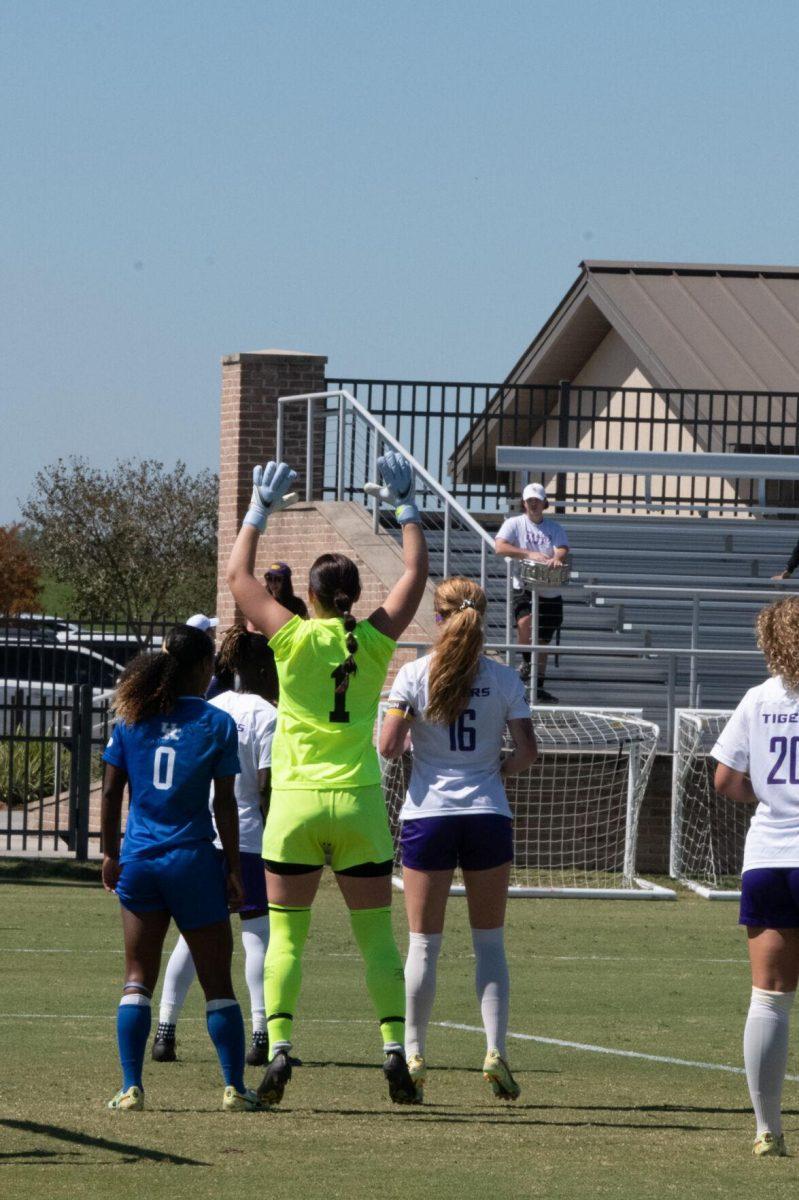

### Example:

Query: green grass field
xmin=1 ymin=865 xmax=797 ymax=1199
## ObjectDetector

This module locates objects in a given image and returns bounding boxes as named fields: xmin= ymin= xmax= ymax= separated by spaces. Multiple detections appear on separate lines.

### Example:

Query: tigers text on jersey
xmin=712 ymin=675 xmax=799 ymax=871
xmin=268 ymin=615 xmax=395 ymax=789
xmin=102 ymin=696 xmax=240 ymax=862
xmin=388 ymin=655 xmax=531 ymax=818
xmin=209 ymin=690 xmax=276 ymax=854
xmin=495 ymin=513 xmax=569 ymax=598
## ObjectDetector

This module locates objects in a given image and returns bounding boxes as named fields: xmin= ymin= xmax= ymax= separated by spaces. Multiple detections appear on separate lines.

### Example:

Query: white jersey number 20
xmin=153 ymin=746 xmax=176 ymax=791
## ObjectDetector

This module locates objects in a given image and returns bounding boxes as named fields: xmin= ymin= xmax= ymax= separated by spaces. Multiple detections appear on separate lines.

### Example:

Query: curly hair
xmin=113 ymin=624 xmax=214 ymax=725
xmin=426 ymin=577 xmax=487 ymax=726
xmin=215 ymin=623 xmax=278 ymax=702
xmin=756 ymin=597 xmax=799 ymax=692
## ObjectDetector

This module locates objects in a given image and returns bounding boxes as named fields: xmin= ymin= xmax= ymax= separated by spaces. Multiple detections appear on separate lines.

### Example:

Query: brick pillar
xmin=216 ymin=350 xmax=328 ymax=629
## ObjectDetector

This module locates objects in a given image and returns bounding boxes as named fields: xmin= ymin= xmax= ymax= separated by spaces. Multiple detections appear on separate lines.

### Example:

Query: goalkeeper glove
xmin=364 ymin=452 xmax=420 ymax=525
xmin=243 ymin=461 xmax=299 ymax=533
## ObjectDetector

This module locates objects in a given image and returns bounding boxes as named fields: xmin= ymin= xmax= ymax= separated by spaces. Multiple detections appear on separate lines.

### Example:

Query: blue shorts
xmin=239 ymin=850 xmax=267 ymax=918
xmin=116 ymin=842 xmax=229 ymax=932
xmin=401 ymin=814 xmax=514 ymax=872
xmin=740 ymin=868 xmax=799 ymax=928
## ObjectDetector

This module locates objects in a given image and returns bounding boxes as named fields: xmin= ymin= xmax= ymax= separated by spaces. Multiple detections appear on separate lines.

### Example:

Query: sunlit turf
xmin=1 ymin=867 xmax=796 ymax=1199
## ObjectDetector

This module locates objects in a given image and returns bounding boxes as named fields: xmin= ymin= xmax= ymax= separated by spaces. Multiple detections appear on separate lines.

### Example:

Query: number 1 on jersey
xmin=329 ymin=666 xmax=350 ymax=723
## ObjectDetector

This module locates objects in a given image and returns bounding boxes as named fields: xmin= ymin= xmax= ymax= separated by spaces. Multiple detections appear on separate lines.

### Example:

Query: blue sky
xmin=2 ymin=0 xmax=798 ymax=522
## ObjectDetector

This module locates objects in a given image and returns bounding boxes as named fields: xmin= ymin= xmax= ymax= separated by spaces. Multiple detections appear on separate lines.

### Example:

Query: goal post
xmin=379 ymin=704 xmax=675 ymax=899
xmin=670 ymin=708 xmax=745 ymax=900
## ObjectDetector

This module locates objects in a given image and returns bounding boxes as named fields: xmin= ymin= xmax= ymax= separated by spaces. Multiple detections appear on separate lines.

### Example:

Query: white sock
xmin=241 ymin=914 xmax=269 ymax=1033
xmin=744 ymin=987 xmax=795 ymax=1137
xmin=159 ymin=935 xmax=197 ymax=1025
xmin=471 ymin=926 xmax=510 ymax=1058
xmin=405 ymin=932 xmax=443 ymax=1057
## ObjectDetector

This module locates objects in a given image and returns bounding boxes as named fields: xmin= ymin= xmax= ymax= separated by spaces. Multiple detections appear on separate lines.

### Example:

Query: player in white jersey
xmin=153 ymin=626 xmax=277 ymax=1067
xmin=380 ymin=577 xmax=538 ymax=1101
xmin=712 ymin=597 xmax=799 ymax=1158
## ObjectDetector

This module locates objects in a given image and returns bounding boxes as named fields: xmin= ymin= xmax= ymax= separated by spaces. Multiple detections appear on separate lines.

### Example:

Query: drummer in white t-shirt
xmin=380 ymin=577 xmax=537 ymax=1103
xmin=712 ymin=597 xmax=799 ymax=1158
xmin=494 ymin=482 xmax=569 ymax=702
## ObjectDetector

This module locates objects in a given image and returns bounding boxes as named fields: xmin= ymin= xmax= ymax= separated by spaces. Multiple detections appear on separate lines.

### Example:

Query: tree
xmin=23 ymin=457 xmax=218 ymax=630
xmin=0 ymin=524 xmax=42 ymax=613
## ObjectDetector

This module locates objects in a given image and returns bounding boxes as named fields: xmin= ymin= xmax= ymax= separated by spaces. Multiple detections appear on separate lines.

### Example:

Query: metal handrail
xmin=275 ymin=388 xmax=497 ymax=590
xmin=395 ymin=638 xmax=765 ymax=747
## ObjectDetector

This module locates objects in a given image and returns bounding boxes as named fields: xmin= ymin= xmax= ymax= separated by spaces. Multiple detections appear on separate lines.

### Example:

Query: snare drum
xmin=518 ymin=560 xmax=571 ymax=588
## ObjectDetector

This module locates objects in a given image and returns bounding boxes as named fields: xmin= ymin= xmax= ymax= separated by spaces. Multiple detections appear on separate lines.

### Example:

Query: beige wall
xmin=530 ymin=330 xmax=741 ymax=515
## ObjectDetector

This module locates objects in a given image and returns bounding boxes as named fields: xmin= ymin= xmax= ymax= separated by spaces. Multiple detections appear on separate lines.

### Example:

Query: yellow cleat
xmin=222 ymin=1085 xmax=262 ymax=1112
xmin=107 ymin=1086 xmax=144 ymax=1111
xmin=753 ymin=1132 xmax=788 ymax=1158
xmin=482 ymin=1049 xmax=521 ymax=1101
xmin=407 ymin=1053 xmax=427 ymax=1100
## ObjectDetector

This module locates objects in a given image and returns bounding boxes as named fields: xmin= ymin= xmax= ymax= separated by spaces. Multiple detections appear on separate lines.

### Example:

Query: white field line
xmin=436 ymin=1020 xmax=799 ymax=1081
xmin=0 ymin=1010 xmax=791 ymax=1081
xmin=0 ymin=947 xmax=751 ymax=965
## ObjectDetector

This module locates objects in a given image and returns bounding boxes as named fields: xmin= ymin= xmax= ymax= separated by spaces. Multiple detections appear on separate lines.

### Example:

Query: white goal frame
xmin=379 ymin=703 xmax=675 ymax=900
xmin=670 ymin=708 xmax=742 ymax=900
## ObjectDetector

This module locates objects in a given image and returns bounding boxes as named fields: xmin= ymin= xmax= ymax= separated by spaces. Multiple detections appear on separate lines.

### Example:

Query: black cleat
xmin=536 ymin=687 xmax=558 ymax=704
xmin=151 ymin=1022 xmax=177 ymax=1062
xmin=383 ymin=1051 xmax=421 ymax=1105
xmin=257 ymin=1049 xmax=292 ymax=1106
xmin=246 ymin=1030 xmax=269 ymax=1067
xmin=518 ymin=661 xmax=531 ymax=685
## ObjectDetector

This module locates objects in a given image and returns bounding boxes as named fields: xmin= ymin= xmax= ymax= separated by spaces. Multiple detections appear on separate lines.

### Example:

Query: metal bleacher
xmin=422 ymin=513 xmax=799 ymax=739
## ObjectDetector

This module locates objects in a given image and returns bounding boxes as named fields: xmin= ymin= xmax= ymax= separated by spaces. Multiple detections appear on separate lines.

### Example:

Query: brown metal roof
xmin=451 ymin=260 xmax=799 ymax=484
xmin=585 ymin=262 xmax=799 ymax=391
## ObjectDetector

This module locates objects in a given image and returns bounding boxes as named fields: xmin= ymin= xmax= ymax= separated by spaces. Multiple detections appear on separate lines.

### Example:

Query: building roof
xmin=507 ymin=260 xmax=799 ymax=392
xmin=450 ymin=260 xmax=799 ymax=486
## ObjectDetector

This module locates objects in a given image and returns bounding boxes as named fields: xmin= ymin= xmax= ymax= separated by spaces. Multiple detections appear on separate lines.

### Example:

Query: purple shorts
xmin=239 ymin=850 xmax=268 ymax=917
xmin=740 ymin=868 xmax=799 ymax=928
xmin=400 ymin=814 xmax=513 ymax=872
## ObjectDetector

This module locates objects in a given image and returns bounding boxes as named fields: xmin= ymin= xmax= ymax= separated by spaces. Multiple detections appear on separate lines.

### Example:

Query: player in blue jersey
xmin=100 ymin=623 xmax=261 ymax=1113
xmin=380 ymin=577 xmax=538 ymax=1102
xmin=152 ymin=624 xmax=278 ymax=1067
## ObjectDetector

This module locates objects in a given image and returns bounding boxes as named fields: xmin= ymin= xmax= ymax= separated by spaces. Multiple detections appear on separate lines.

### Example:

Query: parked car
xmin=0 ymin=642 xmax=121 ymax=735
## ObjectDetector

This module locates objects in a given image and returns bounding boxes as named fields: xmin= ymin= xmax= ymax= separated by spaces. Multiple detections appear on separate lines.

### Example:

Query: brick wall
xmin=216 ymin=350 xmax=328 ymax=628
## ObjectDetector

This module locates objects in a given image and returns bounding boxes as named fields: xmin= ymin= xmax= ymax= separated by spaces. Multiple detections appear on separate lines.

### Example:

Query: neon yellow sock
xmin=264 ymin=904 xmax=311 ymax=1050
xmin=349 ymin=906 xmax=406 ymax=1050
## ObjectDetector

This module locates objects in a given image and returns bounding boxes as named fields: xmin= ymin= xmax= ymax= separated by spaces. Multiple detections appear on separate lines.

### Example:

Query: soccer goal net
xmin=670 ymin=709 xmax=745 ymax=899
xmin=379 ymin=705 xmax=673 ymax=899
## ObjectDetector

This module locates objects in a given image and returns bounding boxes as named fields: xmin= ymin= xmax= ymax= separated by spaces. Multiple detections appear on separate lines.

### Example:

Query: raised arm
xmin=226 ymin=462 xmax=299 ymax=638
xmin=368 ymin=522 xmax=429 ymax=641
xmin=365 ymin=453 xmax=429 ymax=642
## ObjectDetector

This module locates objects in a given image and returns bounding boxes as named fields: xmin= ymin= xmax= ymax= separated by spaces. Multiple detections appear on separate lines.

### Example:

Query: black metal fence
xmin=0 ymin=614 xmax=178 ymax=859
xmin=326 ymin=379 xmax=799 ymax=515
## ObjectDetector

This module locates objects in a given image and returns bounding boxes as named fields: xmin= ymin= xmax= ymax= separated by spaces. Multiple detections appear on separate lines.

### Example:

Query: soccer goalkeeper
xmin=226 ymin=453 xmax=428 ymax=1106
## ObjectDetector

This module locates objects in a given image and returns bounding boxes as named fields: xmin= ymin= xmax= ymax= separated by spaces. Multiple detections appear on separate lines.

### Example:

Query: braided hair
xmin=113 ymin=624 xmax=214 ymax=725
xmin=216 ymin=623 xmax=278 ymax=703
xmin=309 ymin=553 xmax=361 ymax=695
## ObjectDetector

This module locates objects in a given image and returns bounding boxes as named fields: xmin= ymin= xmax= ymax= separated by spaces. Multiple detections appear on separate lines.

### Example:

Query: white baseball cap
xmin=522 ymin=482 xmax=549 ymax=507
xmin=186 ymin=613 xmax=219 ymax=631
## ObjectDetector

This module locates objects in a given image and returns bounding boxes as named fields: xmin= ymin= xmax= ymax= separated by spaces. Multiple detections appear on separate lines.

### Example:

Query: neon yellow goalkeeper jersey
xmin=268 ymin=615 xmax=395 ymax=789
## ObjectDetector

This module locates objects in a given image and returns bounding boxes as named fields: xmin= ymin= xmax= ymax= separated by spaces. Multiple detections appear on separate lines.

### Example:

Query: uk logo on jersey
xmin=159 ymin=722 xmax=181 ymax=743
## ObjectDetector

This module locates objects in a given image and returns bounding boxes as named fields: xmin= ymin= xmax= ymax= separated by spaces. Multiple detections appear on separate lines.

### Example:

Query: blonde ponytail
xmin=426 ymin=578 xmax=487 ymax=726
